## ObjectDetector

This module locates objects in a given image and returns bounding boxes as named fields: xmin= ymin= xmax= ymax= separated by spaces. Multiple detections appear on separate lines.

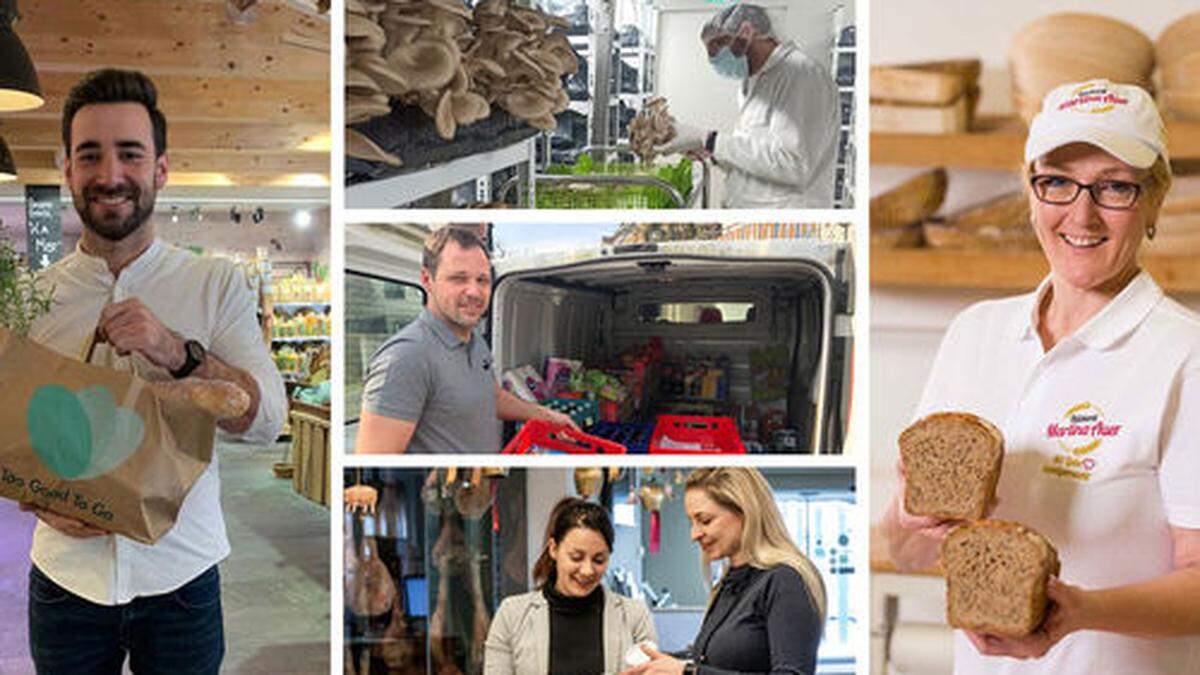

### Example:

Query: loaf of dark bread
xmin=900 ymin=412 xmax=1003 ymax=520
xmin=942 ymin=520 xmax=1060 ymax=637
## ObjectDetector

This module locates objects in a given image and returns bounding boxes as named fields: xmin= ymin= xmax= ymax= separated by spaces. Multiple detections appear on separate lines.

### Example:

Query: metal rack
xmin=833 ymin=19 xmax=857 ymax=209
xmin=344 ymin=137 xmax=537 ymax=208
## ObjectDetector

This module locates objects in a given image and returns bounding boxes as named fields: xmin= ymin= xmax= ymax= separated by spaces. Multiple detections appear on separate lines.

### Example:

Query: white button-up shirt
xmin=713 ymin=41 xmax=839 ymax=208
xmin=917 ymin=271 xmax=1200 ymax=675
xmin=27 ymin=239 xmax=286 ymax=605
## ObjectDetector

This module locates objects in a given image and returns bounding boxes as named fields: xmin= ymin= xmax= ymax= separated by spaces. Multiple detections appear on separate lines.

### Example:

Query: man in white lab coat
xmin=655 ymin=4 xmax=839 ymax=208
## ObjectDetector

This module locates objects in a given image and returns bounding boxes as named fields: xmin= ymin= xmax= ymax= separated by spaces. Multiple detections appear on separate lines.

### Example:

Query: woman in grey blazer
xmin=485 ymin=498 xmax=657 ymax=675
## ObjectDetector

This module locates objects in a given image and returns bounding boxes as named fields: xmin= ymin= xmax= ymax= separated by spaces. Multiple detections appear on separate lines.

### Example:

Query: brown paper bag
xmin=0 ymin=327 xmax=215 ymax=544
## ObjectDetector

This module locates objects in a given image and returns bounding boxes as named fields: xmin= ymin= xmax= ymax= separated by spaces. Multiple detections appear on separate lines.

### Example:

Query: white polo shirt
xmin=27 ymin=239 xmax=286 ymax=605
xmin=916 ymin=271 xmax=1200 ymax=675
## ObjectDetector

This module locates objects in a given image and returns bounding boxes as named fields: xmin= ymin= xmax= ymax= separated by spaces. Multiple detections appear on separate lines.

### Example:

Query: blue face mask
xmin=709 ymin=46 xmax=749 ymax=80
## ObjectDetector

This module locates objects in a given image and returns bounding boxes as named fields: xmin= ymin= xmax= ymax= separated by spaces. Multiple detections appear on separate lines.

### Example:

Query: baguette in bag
xmin=0 ymin=328 xmax=217 ymax=544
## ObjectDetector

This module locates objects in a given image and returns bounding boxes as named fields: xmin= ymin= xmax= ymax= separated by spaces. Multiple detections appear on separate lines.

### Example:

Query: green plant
xmin=0 ymin=237 xmax=55 ymax=335
xmin=537 ymin=156 xmax=694 ymax=208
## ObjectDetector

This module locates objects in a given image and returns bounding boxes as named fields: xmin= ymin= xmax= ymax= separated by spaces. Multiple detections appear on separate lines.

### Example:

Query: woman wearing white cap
xmin=881 ymin=79 xmax=1200 ymax=674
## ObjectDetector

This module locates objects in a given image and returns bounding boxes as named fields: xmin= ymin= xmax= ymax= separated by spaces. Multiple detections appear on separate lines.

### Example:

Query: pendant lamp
xmin=0 ymin=136 xmax=16 ymax=182
xmin=0 ymin=0 xmax=43 ymax=112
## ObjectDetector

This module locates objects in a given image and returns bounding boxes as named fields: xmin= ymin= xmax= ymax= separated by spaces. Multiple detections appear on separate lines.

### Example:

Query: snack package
xmin=501 ymin=369 xmax=540 ymax=403
xmin=515 ymin=364 xmax=549 ymax=401
xmin=544 ymin=357 xmax=582 ymax=396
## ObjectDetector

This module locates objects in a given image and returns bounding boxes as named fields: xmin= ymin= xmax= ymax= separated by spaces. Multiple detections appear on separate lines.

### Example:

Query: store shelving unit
xmin=873 ymin=116 xmax=1200 ymax=171
xmin=871 ymin=115 xmax=1200 ymax=289
xmin=833 ymin=23 xmax=856 ymax=208
xmin=872 ymin=249 xmax=1200 ymax=292
xmin=274 ymin=301 xmax=331 ymax=311
xmin=273 ymin=336 xmax=332 ymax=343
xmin=344 ymin=137 xmax=537 ymax=208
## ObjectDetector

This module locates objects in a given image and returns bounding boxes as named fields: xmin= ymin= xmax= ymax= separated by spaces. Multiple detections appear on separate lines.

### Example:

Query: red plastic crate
xmin=649 ymin=415 xmax=746 ymax=454
xmin=503 ymin=419 xmax=627 ymax=455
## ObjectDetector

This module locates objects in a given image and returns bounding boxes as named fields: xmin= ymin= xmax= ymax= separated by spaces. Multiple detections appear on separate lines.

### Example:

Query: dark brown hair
xmin=62 ymin=69 xmax=168 ymax=157
xmin=422 ymin=225 xmax=490 ymax=277
xmin=532 ymin=497 xmax=614 ymax=588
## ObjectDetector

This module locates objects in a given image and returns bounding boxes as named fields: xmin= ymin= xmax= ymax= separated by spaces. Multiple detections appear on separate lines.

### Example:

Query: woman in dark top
xmin=485 ymin=497 xmax=656 ymax=674
xmin=623 ymin=468 xmax=826 ymax=675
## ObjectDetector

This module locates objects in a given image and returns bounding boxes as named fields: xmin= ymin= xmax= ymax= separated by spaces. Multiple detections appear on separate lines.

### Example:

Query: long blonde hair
xmin=685 ymin=467 xmax=827 ymax=623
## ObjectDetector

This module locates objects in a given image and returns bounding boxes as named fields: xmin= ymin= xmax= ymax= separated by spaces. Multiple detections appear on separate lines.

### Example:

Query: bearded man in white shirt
xmin=18 ymin=69 xmax=286 ymax=675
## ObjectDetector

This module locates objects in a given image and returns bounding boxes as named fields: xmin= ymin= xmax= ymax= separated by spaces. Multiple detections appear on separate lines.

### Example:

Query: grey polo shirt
xmin=361 ymin=307 xmax=500 ymax=453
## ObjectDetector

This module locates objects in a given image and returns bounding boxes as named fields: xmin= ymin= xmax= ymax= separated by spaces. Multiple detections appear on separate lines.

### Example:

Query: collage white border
xmin=326 ymin=0 xmax=875 ymax=672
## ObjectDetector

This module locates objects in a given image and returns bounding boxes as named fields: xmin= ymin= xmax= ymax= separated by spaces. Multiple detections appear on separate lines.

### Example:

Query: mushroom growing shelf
xmin=346 ymin=136 xmax=537 ymax=208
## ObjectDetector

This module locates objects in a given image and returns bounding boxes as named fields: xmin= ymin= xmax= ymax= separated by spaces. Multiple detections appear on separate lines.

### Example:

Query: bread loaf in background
xmin=900 ymin=412 xmax=1003 ymax=520
xmin=942 ymin=520 xmax=1060 ymax=637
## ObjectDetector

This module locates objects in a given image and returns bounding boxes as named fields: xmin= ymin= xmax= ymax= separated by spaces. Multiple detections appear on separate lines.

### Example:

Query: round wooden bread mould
xmin=1155 ymin=11 xmax=1200 ymax=69
xmin=1009 ymin=13 xmax=1155 ymax=125
xmin=1158 ymin=13 xmax=1200 ymax=124
xmin=1161 ymin=90 xmax=1200 ymax=123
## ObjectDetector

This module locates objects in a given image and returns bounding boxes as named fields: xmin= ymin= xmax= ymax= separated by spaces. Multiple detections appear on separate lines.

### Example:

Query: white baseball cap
xmin=1024 ymin=79 xmax=1168 ymax=170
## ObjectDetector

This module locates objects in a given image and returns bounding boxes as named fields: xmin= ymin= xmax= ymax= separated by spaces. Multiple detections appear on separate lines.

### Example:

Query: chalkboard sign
xmin=25 ymin=185 xmax=62 ymax=271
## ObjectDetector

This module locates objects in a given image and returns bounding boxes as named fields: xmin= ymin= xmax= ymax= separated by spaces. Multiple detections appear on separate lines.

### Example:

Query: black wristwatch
xmin=684 ymin=662 xmax=700 ymax=675
xmin=705 ymin=131 xmax=717 ymax=154
xmin=171 ymin=339 xmax=207 ymax=379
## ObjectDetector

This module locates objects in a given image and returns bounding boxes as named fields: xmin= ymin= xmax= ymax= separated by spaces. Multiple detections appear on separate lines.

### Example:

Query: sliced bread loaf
xmin=942 ymin=520 xmax=1060 ymax=637
xmin=900 ymin=412 xmax=1003 ymax=520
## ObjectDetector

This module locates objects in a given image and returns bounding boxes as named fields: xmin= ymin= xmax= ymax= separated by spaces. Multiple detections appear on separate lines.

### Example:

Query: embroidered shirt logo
xmin=1042 ymin=402 xmax=1121 ymax=482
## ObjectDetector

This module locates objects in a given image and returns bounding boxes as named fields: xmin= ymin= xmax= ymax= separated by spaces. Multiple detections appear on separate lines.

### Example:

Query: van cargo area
xmin=492 ymin=244 xmax=850 ymax=453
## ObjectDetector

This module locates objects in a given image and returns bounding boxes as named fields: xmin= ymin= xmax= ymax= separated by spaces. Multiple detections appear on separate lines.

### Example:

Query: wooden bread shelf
xmin=872 ymin=116 xmax=1200 ymax=173
xmin=872 ymin=248 xmax=1200 ymax=292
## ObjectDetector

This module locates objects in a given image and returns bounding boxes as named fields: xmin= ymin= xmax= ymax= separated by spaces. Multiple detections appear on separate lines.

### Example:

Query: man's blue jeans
xmin=28 ymin=564 xmax=224 ymax=675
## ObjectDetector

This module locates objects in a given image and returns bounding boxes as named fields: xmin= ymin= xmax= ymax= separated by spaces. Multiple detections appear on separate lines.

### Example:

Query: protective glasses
xmin=1029 ymin=174 xmax=1142 ymax=210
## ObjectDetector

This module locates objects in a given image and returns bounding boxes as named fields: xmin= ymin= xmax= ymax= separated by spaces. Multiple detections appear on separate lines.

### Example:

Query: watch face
xmin=186 ymin=340 xmax=207 ymax=363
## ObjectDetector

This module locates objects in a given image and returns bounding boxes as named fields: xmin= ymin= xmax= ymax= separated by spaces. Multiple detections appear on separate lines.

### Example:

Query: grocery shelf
xmin=872 ymin=116 xmax=1200 ymax=172
xmin=273 ymin=301 xmax=331 ymax=311
xmin=871 ymin=248 xmax=1200 ymax=293
xmin=272 ymin=336 xmax=332 ymax=343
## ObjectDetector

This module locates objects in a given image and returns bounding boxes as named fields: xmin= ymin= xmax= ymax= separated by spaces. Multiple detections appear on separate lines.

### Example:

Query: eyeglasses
xmin=1029 ymin=174 xmax=1143 ymax=210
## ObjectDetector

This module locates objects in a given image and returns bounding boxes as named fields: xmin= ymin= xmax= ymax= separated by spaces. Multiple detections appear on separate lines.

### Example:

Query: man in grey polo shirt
xmin=356 ymin=226 xmax=576 ymax=453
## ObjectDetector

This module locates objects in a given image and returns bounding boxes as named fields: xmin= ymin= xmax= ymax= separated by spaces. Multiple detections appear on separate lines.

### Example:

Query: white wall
xmin=1 ymin=204 xmax=329 ymax=267
xmin=523 ymin=468 xmax=575 ymax=587
xmin=656 ymin=0 xmax=851 ymax=204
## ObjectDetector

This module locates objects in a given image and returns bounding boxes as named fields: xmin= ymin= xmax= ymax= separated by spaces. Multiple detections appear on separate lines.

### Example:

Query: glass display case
xmin=344 ymin=469 xmax=527 ymax=675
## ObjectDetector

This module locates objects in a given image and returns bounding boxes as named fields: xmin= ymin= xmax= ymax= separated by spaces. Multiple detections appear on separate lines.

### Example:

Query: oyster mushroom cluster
xmin=629 ymin=97 xmax=676 ymax=161
xmin=345 ymin=0 xmax=578 ymax=156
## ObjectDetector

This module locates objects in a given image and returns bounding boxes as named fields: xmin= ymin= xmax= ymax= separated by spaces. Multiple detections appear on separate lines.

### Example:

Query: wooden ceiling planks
xmin=3 ymin=0 xmax=330 ymax=187
xmin=0 ymin=118 xmax=330 ymax=154
xmin=10 ymin=72 xmax=328 ymax=124
xmin=18 ymin=0 xmax=328 ymax=80
xmin=12 ymin=149 xmax=329 ymax=174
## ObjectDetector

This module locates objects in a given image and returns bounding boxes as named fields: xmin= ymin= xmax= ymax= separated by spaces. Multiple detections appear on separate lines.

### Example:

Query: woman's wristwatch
xmin=684 ymin=661 xmax=700 ymax=675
